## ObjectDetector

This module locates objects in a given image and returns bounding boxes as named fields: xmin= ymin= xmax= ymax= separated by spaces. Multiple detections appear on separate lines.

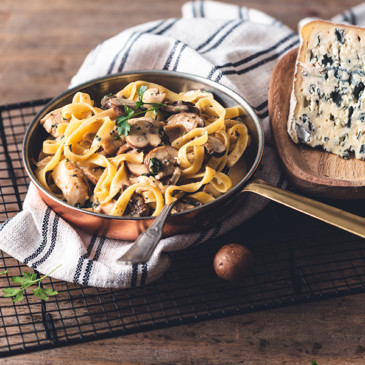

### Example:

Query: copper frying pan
xmin=23 ymin=71 xmax=365 ymax=241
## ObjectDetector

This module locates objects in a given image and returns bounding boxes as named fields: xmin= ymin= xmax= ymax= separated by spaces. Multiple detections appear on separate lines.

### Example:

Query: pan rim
xmin=23 ymin=70 xmax=264 ymax=221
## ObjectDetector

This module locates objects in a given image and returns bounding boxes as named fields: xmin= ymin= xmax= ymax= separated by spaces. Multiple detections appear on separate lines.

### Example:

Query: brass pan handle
xmin=243 ymin=179 xmax=365 ymax=239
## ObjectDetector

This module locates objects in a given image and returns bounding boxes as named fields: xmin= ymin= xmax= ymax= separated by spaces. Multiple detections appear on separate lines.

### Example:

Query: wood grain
xmin=269 ymin=48 xmax=365 ymax=199
xmin=1 ymin=0 xmax=365 ymax=364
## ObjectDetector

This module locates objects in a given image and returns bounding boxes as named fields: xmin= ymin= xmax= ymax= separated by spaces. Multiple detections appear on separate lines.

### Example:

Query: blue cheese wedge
xmin=288 ymin=20 xmax=365 ymax=160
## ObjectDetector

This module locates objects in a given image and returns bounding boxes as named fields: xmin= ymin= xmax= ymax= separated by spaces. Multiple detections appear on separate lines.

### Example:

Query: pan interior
xmin=24 ymin=71 xmax=263 ymax=219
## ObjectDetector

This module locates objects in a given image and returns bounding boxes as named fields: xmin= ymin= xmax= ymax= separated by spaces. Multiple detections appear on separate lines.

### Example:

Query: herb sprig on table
xmin=116 ymin=85 xmax=166 ymax=137
xmin=1 ymin=265 xmax=61 ymax=302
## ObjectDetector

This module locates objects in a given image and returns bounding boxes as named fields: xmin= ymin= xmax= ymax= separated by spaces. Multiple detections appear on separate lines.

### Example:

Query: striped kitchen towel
xmin=1 ymin=1 xmax=362 ymax=288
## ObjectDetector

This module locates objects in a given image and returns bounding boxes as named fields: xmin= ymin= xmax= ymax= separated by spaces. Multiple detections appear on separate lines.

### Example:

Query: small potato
xmin=213 ymin=243 xmax=254 ymax=281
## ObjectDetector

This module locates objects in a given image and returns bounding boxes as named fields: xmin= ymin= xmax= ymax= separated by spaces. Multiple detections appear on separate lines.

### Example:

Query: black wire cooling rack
xmin=0 ymin=99 xmax=365 ymax=357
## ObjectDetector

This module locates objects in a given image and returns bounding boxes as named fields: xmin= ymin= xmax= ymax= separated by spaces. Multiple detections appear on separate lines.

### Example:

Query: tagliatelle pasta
xmin=36 ymin=81 xmax=250 ymax=217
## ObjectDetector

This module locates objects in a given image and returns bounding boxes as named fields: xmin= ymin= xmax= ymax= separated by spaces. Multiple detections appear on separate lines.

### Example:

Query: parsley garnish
xmin=115 ymin=85 xmax=166 ymax=137
xmin=2 ymin=265 xmax=61 ymax=302
xmin=149 ymin=157 xmax=162 ymax=175
xmin=116 ymin=105 xmax=134 ymax=136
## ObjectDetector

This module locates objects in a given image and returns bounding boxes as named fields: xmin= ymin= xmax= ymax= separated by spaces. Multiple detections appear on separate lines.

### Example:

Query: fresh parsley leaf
xmin=2 ymin=265 xmax=61 ymax=303
xmin=149 ymin=158 xmax=162 ymax=175
xmin=311 ymin=361 xmax=320 ymax=365
xmin=13 ymin=291 xmax=24 ymax=302
xmin=11 ymin=273 xmax=37 ymax=289
xmin=114 ymin=86 xmax=166 ymax=138
xmin=33 ymin=287 xmax=58 ymax=301
xmin=137 ymin=85 xmax=148 ymax=102
xmin=116 ymin=115 xmax=132 ymax=137
xmin=3 ymin=287 xmax=22 ymax=297
xmin=0 ymin=270 xmax=8 ymax=275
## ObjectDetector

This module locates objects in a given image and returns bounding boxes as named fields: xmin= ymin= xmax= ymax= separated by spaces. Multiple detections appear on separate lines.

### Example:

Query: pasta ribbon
xmin=35 ymin=81 xmax=250 ymax=218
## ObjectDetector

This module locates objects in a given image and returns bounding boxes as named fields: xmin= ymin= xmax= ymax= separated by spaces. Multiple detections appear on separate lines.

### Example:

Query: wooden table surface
xmin=1 ymin=0 xmax=365 ymax=364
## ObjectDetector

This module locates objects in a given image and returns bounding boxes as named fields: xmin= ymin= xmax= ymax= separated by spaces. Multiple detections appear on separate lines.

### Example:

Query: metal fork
xmin=118 ymin=191 xmax=184 ymax=264
xmin=118 ymin=179 xmax=365 ymax=265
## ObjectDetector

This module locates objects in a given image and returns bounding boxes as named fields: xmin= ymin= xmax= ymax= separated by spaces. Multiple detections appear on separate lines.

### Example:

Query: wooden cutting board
xmin=268 ymin=48 xmax=365 ymax=199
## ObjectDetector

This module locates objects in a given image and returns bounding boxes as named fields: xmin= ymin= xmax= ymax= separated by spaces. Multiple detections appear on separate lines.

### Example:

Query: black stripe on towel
xmin=0 ymin=216 xmax=14 ymax=233
xmin=201 ymin=20 xmax=245 ymax=55
xmin=154 ymin=18 xmax=179 ymax=36
xmin=172 ymin=43 xmax=187 ymax=71
xmin=216 ymin=33 xmax=297 ymax=70
xmin=257 ymin=110 xmax=269 ymax=119
xmin=192 ymin=1 xmax=198 ymax=18
xmin=140 ymin=263 xmax=148 ymax=286
xmin=254 ymin=100 xmax=268 ymax=111
xmin=163 ymin=40 xmax=180 ymax=70
xmin=195 ymin=20 xmax=234 ymax=52
xmin=131 ymin=264 xmax=138 ymax=288
xmin=107 ymin=31 xmax=139 ymax=75
xmin=73 ymin=233 xmax=98 ymax=284
xmin=107 ymin=19 xmax=167 ymax=74
xmin=349 ymin=9 xmax=357 ymax=25
xmin=215 ymin=39 xmax=299 ymax=81
xmin=24 ymin=207 xmax=51 ymax=265
xmin=200 ymin=0 xmax=205 ymax=18
xmin=207 ymin=33 xmax=297 ymax=81
xmin=118 ymin=19 xmax=179 ymax=73
xmin=82 ymin=235 xmax=106 ymax=286
xmin=238 ymin=6 xmax=244 ymax=19
xmin=31 ymin=214 xmax=60 ymax=269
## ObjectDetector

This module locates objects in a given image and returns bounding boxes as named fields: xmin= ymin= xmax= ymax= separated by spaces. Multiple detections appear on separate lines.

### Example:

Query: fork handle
xmin=118 ymin=202 xmax=176 ymax=264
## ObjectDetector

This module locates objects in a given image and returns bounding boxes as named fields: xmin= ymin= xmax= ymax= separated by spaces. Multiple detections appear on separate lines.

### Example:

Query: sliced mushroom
xmin=124 ymin=194 xmax=151 ymax=217
xmin=101 ymin=95 xmax=143 ymax=115
xmin=52 ymin=159 xmax=90 ymax=206
xmin=40 ymin=108 xmax=69 ymax=138
xmin=126 ymin=117 xmax=162 ymax=149
xmin=163 ymin=124 xmax=187 ymax=143
xmin=126 ymin=162 xmax=149 ymax=177
xmin=142 ymin=88 xmax=166 ymax=104
xmin=116 ymin=143 xmax=132 ymax=155
xmin=167 ymin=112 xmax=204 ymax=130
xmin=162 ymin=101 xmax=200 ymax=115
xmin=204 ymin=135 xmax=226 ymax=157
xmin=144 ymin=146 xmax=181 ymax=182
xmin=172 ymin=200 xmax=202 ymax=213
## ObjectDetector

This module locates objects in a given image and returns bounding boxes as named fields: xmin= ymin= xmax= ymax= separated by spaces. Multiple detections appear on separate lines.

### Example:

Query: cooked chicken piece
xmin=145 ymin=146 xmax=182 ymax=183
xmin=40 ymin=108 xmax=69 ymax=138
xmin=126 ymin=117 xmax=162 ymax=149
xmin=99 ymin=129 xmax=125 ymax=156
xmin=52 ymin=159 xmax=90 ymax=206
xmin=36 ymin=156 xmax=52 ymax=170
xmin=76 ymin=161 xmax=104 ymax=185
xmin=100 ymin=200 xmax=116 ymax=215
xmin=142 ymin=88 xmax=166 ymax=104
